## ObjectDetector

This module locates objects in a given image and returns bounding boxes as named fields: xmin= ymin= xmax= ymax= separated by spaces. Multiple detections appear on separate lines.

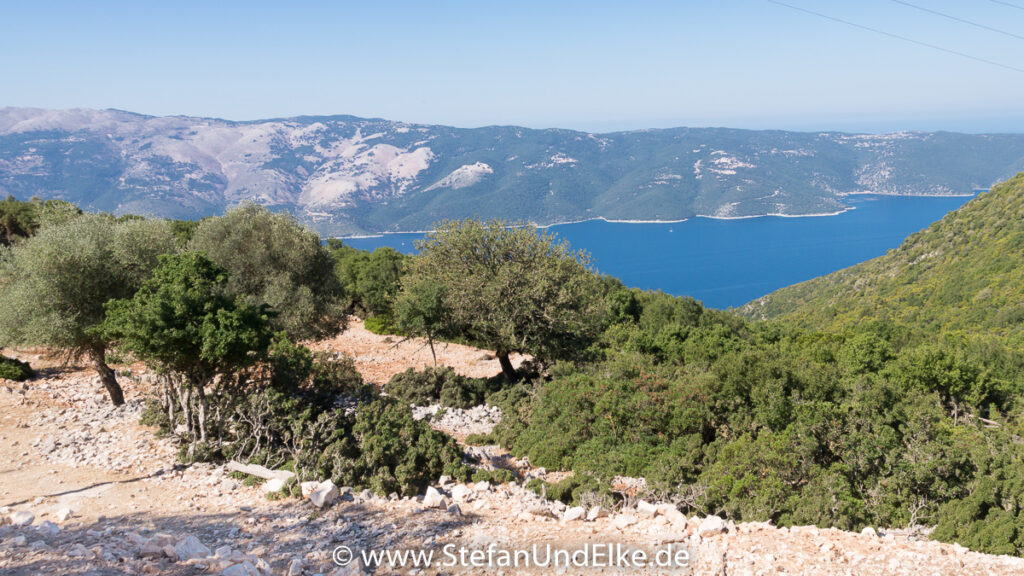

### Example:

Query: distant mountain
xmin=3 ymin=107 xmax=1024 ymax=236
xmin=740 ymin=173 xmax=1024 ymax=343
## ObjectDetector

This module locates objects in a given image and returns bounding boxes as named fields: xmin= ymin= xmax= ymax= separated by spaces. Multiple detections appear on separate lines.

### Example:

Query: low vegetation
xmin=3 ymin=176 xmax=1024 ymax=556
xmin=0 ymin=354 xmax=33 ymax=381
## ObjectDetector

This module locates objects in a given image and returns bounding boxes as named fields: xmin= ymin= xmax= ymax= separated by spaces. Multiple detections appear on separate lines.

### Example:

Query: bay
xmin=340 ymin=194 xmax=976 ymax=309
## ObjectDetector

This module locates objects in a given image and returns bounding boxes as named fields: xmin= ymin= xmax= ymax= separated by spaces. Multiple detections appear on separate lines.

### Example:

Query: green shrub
xmin=471 ymin=467 xmax=517 ymax=484
xmin=385 ymin=366 xmax=491 ymax=409
xmin=292 ymin=399 xmax=469 ymax=497
xmin=526 ymin=474 xmax=613 ymax=506
xmin=0 ymin=355 xmax=33 ymax=381
xmin=363 ymin=314 xmax=396 ymax=335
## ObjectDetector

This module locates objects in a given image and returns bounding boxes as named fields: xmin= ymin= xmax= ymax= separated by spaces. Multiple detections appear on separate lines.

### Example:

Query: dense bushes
xmin=384 ymin=366 xmax=495 ymax=409
xmin=489 ymin=287 xmax=1024 ymax=555
xmin=0 ymin=355 xmax=33 ymax=381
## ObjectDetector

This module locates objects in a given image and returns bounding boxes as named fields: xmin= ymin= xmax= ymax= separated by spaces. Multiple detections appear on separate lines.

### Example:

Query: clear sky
xmin=2 ymin=0 xmax=1024 ymax=133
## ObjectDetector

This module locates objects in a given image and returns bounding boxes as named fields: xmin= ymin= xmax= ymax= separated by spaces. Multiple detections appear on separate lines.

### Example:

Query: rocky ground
xmin=3 ymin=327 xmax=1024 ymax=575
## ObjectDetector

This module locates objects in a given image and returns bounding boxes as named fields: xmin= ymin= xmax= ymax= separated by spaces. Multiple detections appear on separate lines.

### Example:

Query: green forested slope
xmin=741 ymin=173 xmax=1024 ymax=344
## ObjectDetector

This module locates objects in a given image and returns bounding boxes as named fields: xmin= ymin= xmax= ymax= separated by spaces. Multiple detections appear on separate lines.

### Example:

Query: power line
xmin=990 ymin=0 xmax=1024 ymax=11
xmin=890 ymin=0 xmax=1024 ymax=41
xmin=765 ymin=0 xmax=1024 ymax=74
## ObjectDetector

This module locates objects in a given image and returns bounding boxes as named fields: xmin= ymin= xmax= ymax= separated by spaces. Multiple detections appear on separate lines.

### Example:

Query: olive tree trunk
xmin=86 ymin=346 xmax=125 ymax=406
xmin=497 ymin=351 xmax=517 ymax=382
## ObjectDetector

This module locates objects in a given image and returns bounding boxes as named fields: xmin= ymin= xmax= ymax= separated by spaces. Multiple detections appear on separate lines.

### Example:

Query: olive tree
xmin=0 ymin=214 xmax=175 ymax=405
xmin=403 ymin=219 xmax=607 ymax=380
xmin=187 ymin=204 xmax=344 ymax=340
xmin=394 ymin=278 xmax=448 ymax=365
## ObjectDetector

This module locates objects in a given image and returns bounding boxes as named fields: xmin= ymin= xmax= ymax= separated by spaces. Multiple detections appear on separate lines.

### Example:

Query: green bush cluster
xmin=492 ymin=287 xmax=1024 ymax=555
xmin=384 ymin=366 xmax=495 ymax=409
xmin=0 ymin=354 xmax=33 ymax=381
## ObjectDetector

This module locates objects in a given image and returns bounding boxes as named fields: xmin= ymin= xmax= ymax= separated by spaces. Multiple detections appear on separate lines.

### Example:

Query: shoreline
xmin=332 ymin=193 xmax=974 ymax=239
xmin=838 ymin=190 xmax=980 ymax=198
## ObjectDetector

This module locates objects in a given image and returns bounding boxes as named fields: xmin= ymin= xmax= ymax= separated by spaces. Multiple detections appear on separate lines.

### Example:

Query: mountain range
xmin=3 ymin=107 xmax=1024 ymax=236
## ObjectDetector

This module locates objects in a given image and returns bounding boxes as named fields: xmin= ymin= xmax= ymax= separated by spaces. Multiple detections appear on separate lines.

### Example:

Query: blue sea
xmin=341 ymin=194 xmax=976 ymax=309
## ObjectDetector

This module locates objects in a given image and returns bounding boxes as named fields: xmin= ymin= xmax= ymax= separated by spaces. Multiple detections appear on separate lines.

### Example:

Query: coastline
xmin=838 ymin=190 xmax=980 ymax=198
xmin=332 ymin=193 xmax=976 ymax=239
xmin=333 ymin=210 xmax=850 ymax=238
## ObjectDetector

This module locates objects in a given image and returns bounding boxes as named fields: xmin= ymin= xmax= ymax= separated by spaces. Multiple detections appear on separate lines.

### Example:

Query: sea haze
xmin=341 ymin=195 xmax=975 ymax=309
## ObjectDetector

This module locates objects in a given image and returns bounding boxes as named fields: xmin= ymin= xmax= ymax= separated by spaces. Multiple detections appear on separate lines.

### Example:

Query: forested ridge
xmin=3 ymin=175 xmax=1024 ymax=555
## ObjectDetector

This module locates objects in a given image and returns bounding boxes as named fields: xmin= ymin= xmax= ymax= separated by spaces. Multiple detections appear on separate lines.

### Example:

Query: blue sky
xmin=2 ymin=0 xmax=1023 ymax=132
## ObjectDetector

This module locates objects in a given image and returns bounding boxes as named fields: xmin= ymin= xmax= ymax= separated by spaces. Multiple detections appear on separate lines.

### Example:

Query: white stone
xmin=9 ymin=511 xmax=34 ymax=527
xmin=422 ymin=486 xmax=446 ymax=509
xmin=55 ymin=508 xmax=74 ymax=522
xmin=450 ymin=484 xmax=473 ymax=501
xmin=636 ymin=500 xmax=658 ymax=517
xmin=586 ymin=506 xmax=607 ymax=521
xmin=300 ymin=481 xmax=319 ymax=499
xmin=861 ymin=526 xmax=878 ymax=537
xmin=663 ymin=508 xmax=688 ymax=527
xmin=474 ymin=481 xmax=491 ymax=492
xmin=35 ymin=520 xmax=59 ymax=536
xmin=262 ymin=478 xmax=285 ymax=493
xmin=287 ymin=558 xmax=305 ymax=576
xmin=67 ymin=543 xmax=93 ymax=558
xmin=310 ymin=480 xmax=338 ymax=508
xmin=612 ymin=514 xmax=638 ymax=530
xmin=221 ymin=561 xmax=261 ymax=576
xmin=215 ymin=545 xmax=234 ymax=559
xmin=174 ymin=535 xmax=212 ymax=561
xmin=698 ymin=515 xmax=728 ymax=537
xmin=563 ymin=506 xmax=586 ymax=522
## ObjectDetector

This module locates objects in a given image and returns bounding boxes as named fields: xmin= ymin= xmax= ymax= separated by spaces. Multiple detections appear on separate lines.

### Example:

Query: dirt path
xmin=310 ymin=317 xmax=527 ymax=385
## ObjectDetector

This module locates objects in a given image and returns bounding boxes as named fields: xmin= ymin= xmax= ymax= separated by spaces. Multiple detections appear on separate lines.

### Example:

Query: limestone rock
xmin=636 ymin=500 xmax=658 ymax=517
xmin=613 ymin=514 xmax=639 ymax=530
xmin=586 ymin=506 xmax=608 ymax=521
xmin=450 ymin=484 xmax=473 ymax=501
xmin=698 ymin=515 xmax=728 ymax=537
xmin=300 ymin=481 xmax=319 ymax=499
xmin=55 ymin=507 xmax=74 ymax=522
xmin=9 ymin=510 xmax=34 ymax=527
xmin=563 ymin=506 xmax=586 ymax=522
xmin=422 ymin=486 xmax=446 ymax=509
xmin=310 ymin=480 xmax=338 ymax=508
xmin=174 ymin=535 xmax=212 ymax=561
xmin=262 ymin=478 xmax=285 ymax=493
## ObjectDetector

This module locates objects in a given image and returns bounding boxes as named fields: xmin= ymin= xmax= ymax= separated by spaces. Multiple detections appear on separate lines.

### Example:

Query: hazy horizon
xmin=3 ymin=1 xmax=1023 ymax=135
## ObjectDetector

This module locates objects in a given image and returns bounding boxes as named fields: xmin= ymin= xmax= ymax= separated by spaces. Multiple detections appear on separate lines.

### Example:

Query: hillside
xmin=3 ymin=108 xmax=1024 ymax=235
xmin=741 ymin=172 xmax=1024 ymax=342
